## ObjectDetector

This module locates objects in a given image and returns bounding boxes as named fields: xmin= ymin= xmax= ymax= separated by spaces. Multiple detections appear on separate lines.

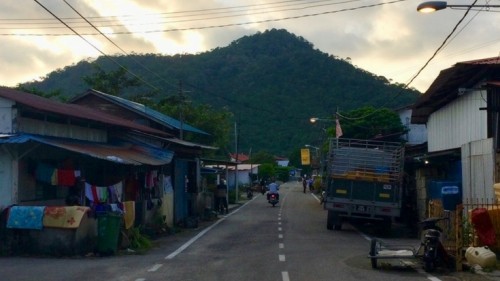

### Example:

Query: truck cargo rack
xmin=327 ymin=138 xmax=404 ymax=184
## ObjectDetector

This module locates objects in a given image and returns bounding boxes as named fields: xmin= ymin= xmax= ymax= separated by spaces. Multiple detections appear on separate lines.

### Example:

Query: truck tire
xmin=327 ymin=210 xmax=334 ymax=230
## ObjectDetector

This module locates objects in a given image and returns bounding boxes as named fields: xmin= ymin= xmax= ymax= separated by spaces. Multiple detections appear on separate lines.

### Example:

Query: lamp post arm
xmin=417 ymin=1 xmax=500 ymax=12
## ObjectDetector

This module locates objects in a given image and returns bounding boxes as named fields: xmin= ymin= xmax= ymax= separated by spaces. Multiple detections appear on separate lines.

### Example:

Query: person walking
xmin=308 ymin=177 xmax=314 ymax=193
xmin=216 ymin=179 xmax=229 ymax=214
xmin=302 ymin=176 xmax=307 ymax=193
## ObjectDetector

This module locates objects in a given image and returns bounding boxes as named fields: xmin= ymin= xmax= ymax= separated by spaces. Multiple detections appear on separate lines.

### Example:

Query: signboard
xmin=301 ymin=148 xmax=311 ymax=165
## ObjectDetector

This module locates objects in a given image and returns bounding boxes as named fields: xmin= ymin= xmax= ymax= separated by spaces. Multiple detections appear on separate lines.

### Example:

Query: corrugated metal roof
xmin=0 ymin=133 xmax=173 ymax=166
xmin=412 ymin=57 xmax=500 ymax=124
xmin=73 ymin=89 xmax=208 ymax=135
xmin=0 ymin=87 xmax=170 ymax=137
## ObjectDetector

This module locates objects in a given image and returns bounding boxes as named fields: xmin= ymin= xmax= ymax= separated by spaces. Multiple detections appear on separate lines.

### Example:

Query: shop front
xmin=0 ymin=133 xmax=174 ymax=255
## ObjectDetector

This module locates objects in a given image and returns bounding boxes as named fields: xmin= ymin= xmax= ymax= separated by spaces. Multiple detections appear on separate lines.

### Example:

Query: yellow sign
xmin=379 ymin=193 xmax=390 ymax=198
xmin=336 ymin=189 xmax=347 ymax=194
xmin=301 ymin=148 xmax=310 ymax=165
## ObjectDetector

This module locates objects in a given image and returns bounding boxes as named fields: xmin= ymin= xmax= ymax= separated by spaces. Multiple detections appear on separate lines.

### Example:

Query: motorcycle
xmin=268 ymin=193 xmax=279 ymax=207
xmin=420 ymin=217 xmax=449 ymax=272
xmin=260 ymin=181 xmax=267 ymax=195
xmin=368 ymin=216 xmax=450 ymax=272
xmin=246 ymin=187 xmax=253 ymax=199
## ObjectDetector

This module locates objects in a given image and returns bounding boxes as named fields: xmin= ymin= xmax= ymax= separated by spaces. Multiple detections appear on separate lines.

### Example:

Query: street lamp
xmin=417 ymin=1 xmax=500 ymax=13
xmin=309 ymin=117 xmax=335 ymax=123
xmin=305 ymin=144 xmax=319 ymax=150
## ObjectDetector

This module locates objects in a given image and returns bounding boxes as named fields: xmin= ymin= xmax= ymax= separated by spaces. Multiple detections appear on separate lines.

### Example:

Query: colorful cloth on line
xmin=43 ymin=206 xmax=90 ymax=229
xmin=7 ymin=206 xmax=46 ymax=230
xmin=85 ymin=182 xmax=123 ymax=203
xmin=35 ymin=163 xmax=81 ymax=186
xmin=123 ymin=201 xmax=135 ymax=230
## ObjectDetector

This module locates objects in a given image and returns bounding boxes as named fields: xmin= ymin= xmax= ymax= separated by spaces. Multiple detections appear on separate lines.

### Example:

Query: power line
xmin=62 ymin=0 xmax=177 ymax=91
xmin=33 ymin=0 xmax=160 ymax=92
xmin=2 ymin=0 xmax=362 ymax=24
xmin=4 ymin=0 xmax=406 ymax=36
xmin=337 ymin=0 xmax=478 ymax=122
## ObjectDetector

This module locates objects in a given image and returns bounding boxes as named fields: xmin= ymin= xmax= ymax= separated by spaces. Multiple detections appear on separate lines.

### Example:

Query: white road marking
xmin=165 ymin=199 xmax=249 ymax=259
xmin=278 ymin=222 xmax=282 ymax=225
xmin=282 ymin=271 xmax=290 ymax=281
xmin=311 ymin=193 xmax=320 ymax=202
xmin=147 ymin=264 xmax=163 ymax=272
xmin=279 ymin=254 xmax=286 ymax=262
xmin=135 ymin=279 xmax=146 ymax=281
xmin=279 ymin=234 xmax=283 ymax=239
xmin=278 ymin=227 xmax=282 ymax=231
xmin=279 ymin=243 xmax=284 ymax=249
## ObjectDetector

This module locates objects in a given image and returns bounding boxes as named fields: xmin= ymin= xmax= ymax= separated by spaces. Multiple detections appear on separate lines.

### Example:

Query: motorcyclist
xmin=267 ymin=177 xmax=279 ymax=201
xmin=260 ymin=178 xmax=267 ymax=194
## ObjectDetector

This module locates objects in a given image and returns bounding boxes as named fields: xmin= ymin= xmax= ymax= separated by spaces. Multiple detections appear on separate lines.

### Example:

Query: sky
xmin=1 ymin=0 xmax=499 ymax=93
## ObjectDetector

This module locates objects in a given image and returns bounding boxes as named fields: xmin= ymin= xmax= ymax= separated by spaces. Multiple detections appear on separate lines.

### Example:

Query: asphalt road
xmin=0 ymin=181 xmax=492 ymax=281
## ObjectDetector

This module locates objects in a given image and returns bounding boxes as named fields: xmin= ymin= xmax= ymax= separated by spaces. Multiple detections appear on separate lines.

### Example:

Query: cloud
xmin=1 ymin=0 xmax=500 ymax=92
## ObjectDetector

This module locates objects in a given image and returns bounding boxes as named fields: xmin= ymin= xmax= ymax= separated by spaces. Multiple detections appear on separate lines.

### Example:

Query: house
xmin=68 ymin=89 xmax=216 ymax=226
xmin=0 ymin=86 xmax=177 ymax=254
xmin=396 ymin=105 xmax=427 ymax=145
xmin=411 ymin=57 xmax=500 ymax=218
xmin=229 ymin=153 xmax=249 ymax=163
xmin=275 ymin=156 xmax=289 ymax=167
xmin=204 ymin=164 xmax=259 ymax=188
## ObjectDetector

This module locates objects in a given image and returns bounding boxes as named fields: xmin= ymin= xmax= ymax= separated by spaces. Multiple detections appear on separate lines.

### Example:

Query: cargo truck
xmin=324 ymin=138 xmax=405 ymax=231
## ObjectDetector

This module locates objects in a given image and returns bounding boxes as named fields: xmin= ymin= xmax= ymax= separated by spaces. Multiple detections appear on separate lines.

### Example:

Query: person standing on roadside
xmin=216 ymin=179 xmax=229 ymax=214
xmin=302 ymin=175 xmax=307 ymax=193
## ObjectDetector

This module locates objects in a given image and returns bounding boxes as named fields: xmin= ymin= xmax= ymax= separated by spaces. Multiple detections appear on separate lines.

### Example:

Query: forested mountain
xmin=20 ymin=29 xmax=420 ymax=158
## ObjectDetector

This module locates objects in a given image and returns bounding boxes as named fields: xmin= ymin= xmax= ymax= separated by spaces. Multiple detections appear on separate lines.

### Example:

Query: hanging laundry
xmin=57 ymin=169 xmax=76 ymax=186
xmin=108 ymin=182 xmax=123 ymax=203
xmin=7 ymin=206 xmax=46 ymax=230
xmin=84 ymin=183 xmax=95 ymax=202
xmin=84 ymin=183 xmax=108 ymax=203
xmin=35 ymin=163 xmax=56 ymax=184
xmin=51 ymin=170 xmax=58 ymax=185
xmin=98 ymin=186 xmax=108 ymax=202
xmin=123 ymin=201 xmax=135 ymax=230
xmin=164 ymin=176 xmax=173 ymax=193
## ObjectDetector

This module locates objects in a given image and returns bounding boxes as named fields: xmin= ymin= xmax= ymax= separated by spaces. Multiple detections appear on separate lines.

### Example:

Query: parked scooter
xmin=420 ymin=217 xmax=450 ymax=272
xmin=268 ymin=193 xmax=279 ymax=207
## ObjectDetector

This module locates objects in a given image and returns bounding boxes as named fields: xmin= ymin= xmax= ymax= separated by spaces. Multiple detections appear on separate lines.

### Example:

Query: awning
xmin=0 ymin=134 xmax=173 ymax=166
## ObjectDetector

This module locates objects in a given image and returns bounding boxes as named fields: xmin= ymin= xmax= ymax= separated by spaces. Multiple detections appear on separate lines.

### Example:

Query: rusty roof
xmin=0 ymin=133 xmax=174 ymax=166
xmin=0 ymin=87 xmax=170 ymax=137
xmin=412 ymin=57 xmax=500 ymax=124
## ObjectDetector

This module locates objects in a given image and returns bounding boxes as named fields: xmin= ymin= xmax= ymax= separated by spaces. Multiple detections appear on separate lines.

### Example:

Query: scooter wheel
xmin=424 ymin=260 xmax=434 ymax=272
xmin=370 ymin=239 xmax=378 ymax=269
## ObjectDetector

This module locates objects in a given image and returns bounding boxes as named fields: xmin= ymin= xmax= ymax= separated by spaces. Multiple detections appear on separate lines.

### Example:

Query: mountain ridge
xmin=19 ymin=28 xmax=420 ymax=157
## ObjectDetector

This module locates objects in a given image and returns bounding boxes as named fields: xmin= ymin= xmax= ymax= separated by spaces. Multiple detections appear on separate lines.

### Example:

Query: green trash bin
xmin=97 ymin=212 xmax=122 ymax=255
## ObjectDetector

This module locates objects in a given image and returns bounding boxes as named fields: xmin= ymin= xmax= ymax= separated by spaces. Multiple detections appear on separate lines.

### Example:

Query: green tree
xmin=152 ymin=95 xmax=233 ymax=154
xmin=258 ymin=163 xmax=275 ymax=180
xmin=275 ymin=166 xmax=291 ymax=182
xmin=336 ymin=106 xmax=406 ymax=141
xmin=250 ymin=151 xmax=276 ymax=164
xmin=83 ymin=65 xmax=141 ymax=96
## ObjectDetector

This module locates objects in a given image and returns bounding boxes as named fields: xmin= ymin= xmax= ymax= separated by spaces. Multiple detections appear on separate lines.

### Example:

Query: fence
xmin=429 ymin=198 xmax=500 ymax=271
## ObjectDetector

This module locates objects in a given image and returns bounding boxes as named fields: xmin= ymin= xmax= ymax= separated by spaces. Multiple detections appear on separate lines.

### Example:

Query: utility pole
xmin=178 ymin=80 xmax=185 ymax=140
xmin=234 ymin=121 xmax=239 ymax=203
